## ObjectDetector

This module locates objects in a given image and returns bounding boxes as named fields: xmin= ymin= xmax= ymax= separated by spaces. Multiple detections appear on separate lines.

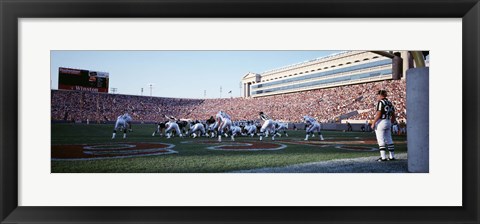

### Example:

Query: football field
xmin=51 ymin=123 xmax=407 ymax=173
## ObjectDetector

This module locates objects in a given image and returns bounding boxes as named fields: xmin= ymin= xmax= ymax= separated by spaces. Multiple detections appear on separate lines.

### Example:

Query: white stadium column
xmin=406 ymin=67 xmax=429 ymax=173
xmin=243 ymin=83 xmax=247 ymax=98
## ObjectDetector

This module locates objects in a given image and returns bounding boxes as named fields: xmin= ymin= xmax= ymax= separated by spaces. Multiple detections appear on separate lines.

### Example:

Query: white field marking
xmin=207 ymin=143 xmax=287 ymax=151
xmin=52 ymin=143 xmax=178 ymax=161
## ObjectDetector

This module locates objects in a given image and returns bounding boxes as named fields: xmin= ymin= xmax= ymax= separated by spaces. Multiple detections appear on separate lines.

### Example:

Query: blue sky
xmin=51 ymin=50 xmax=341 ymax=98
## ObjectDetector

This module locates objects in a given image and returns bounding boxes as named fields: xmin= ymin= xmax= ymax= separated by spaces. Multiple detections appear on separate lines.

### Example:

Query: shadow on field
xmin=231 ymin=153 xmax=408 ymax=173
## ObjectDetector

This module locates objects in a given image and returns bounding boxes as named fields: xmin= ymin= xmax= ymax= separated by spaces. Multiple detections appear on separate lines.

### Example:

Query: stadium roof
xmin=260 ymin=51 xmax=351 ymax=75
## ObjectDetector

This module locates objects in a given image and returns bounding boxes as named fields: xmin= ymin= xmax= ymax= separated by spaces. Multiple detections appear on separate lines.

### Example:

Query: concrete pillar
xmin=406 ymin=67 xmax=429 ymax=173
xmin=400 ymin=51 xmax=409 ymax=79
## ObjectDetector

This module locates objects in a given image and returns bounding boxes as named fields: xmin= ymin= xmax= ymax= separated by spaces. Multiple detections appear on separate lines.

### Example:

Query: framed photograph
xmin=1 ymin=0 xmax=478 ymax=223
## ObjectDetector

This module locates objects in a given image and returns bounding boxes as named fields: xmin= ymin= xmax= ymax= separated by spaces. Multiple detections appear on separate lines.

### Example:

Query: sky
xmin=50 ymin=50 xmax=341 ymax=99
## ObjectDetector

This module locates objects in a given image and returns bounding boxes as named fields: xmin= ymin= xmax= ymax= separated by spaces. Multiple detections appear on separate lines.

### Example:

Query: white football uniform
xmin=392 ymin=124 xmax=399 ymax=134
xmin=114 ymin=114 xmax=131 ymax=130
xmin=207 ymin=122 xmax=218 ymax=138
xmin=112 ymin=113 xmax=132 ymax=139
xmin=275 ymin=121 xmax=289 ymax=137
xmin=188 ymin=123 xmax=206 ymax=138
xmin=259 ymin=113 xmax=276 ymax=141
xmin=216 ymin=111 xmax=232 ymax=142
xmin=208 ymin=122 xmax=218 ymax=131
xmin=165 ymin=121 xmax=182 ymax=138
xmin=303 ymin=116 xmax=324 ymax=141
xmin=230 ymin=126 xmax=243 ymax=141
xmin=244 ymin=124 xmax=257 ymax=137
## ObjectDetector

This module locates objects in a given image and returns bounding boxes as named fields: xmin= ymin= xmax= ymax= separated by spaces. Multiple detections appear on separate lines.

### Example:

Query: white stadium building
xmin=241 ymin=51 xmax=410 ymax=98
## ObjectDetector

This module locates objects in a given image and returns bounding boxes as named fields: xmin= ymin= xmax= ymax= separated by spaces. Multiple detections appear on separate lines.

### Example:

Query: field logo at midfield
xmin=52 ymin=142 xmax=177 ymax=160
xmin=180 ymin=140 xmax=286 ymax=151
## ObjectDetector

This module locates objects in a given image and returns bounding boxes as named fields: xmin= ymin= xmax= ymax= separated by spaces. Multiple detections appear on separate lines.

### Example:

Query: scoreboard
xmin=58 ymin=67 xmax=109 ymax=93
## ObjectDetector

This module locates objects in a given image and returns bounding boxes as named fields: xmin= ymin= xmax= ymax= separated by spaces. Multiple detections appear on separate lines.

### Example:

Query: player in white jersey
xmin=207 ymin=122 xmax=218 ymax=138
xmin=205 ymin=116 xmax=217 ymax=138
xmin=112 ymin=113 xmax=132 ymax=139
xmin=303 ymin=116 xmax=324 ymax=141
xmin=259 ymin=112 xmax=276 ymax=141
xmin=243 ymin=124 xmax=257 ymax=137
xmin=392 ymin=121 xmax=399 ymax=135
xmin=188 ymin=122 xmax=206 ymax=138
xmin=152 ymin=121 xmax=167 ymax=137
xmin=274 ymin=121 xmax=289 ymax=137
xmin=215 ymin=111 xmax=232 ymax=142
xmin=220 ymin=111 xmax=231 ymax=120
xmin=165 ymin=121 xmax=183 ymax=139
xmin=229 ymin=126 xmax=243 ymax=141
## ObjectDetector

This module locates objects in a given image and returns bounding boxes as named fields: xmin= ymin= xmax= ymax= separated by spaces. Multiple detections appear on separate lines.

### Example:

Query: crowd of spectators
xmin=51 ymin=79 xmax=406 ymax=123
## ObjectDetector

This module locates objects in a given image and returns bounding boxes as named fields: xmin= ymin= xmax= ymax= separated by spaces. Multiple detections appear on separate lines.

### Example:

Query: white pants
xmin=231 ymin=126 xmax=242 ymax=136
xmin=114 ymin=119 xmax=127 ymax=130
xmin=245 ymin=125 xmax=256 ymax=135
xmin=218 ymin=119 xmax=232 ymax=135
xmin=260 ymin=119 xmax=275 ymax=134
xmin=276 ymin=123 xmax=288 ymax=132
xmin=375 ymin=119 xmax=393 ymax=148
xmin=208 ymin=122 xmax=218 ymax=131
xmin=165 ymin=123 xmax=182 ymax=136
xmin=392 ymin=125 xmax=399 ymax=134
xmin=306 ymin=122 xmax=321 ymax=134
xmin=189 ymin=124 xmax=205 ymax=136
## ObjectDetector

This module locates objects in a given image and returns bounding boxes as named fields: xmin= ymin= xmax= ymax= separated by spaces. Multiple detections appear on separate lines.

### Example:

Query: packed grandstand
xmin=51 ymin=78 xmax=406 ymax=124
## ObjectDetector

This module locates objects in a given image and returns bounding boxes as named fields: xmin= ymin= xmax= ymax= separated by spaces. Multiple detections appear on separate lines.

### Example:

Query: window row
xmin=252 ymin=59 xmax=391 ymax=90
xmin=251 ymin=69 xmax=392 ymax=95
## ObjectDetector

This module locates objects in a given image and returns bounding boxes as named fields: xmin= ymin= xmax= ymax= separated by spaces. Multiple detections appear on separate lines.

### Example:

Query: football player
xmin=188 ymin=121 xmax=206 ymax=138
xmin=259 ymin=112 xmax=276 ymax=141
xmin=165 ymin=120 xmax=183 ymax=139
xmin=243 ymin=123 xmax=257 ymax=137
xmin=274 ymin=121 xmax=289 ymax=137
xmin=152 ymin=121 xmax=167 ymax=137
xmin=303 ymin=115 xmax=324 ymax=141
xmin=112 ymin=113 xmax=132 ymax=139
xmin=229 ymin=125 xmax=243 ymax=141
xmin=215 ymin=111 xmax=232 ymax=142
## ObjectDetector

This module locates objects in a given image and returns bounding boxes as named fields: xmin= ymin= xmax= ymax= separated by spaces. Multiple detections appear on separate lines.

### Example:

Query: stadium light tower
xmin=147 ymin=83 xmax=155 ymax=96
xmin=220 ymin=86 xmax=222 ymax=98
xmin=141 ymin=88 xmax=143 ymax=96
xmin=111 ymin=87 xmax=117 ymax=94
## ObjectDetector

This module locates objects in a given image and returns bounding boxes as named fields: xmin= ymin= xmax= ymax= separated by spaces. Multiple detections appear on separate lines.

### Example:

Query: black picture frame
xmin=1 ymin=0 xmax=478 ymax=223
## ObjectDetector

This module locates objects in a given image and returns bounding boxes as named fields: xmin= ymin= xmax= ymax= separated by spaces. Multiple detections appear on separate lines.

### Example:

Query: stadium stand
xmin=51 ymin=79 xmax=406 ymax=124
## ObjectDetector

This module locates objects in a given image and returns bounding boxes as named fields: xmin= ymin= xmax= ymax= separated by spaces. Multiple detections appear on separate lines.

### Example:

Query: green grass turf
xmin=51 ymin=123 xmax=407 ymax=173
